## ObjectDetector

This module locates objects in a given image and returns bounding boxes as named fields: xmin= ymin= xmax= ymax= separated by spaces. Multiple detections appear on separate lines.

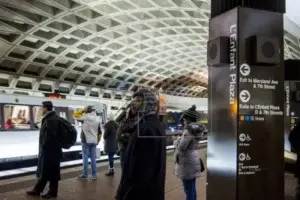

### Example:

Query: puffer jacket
xmin=174 ymin=122 xmax=204 ymax=180
xmin=76 ymin=112 xmax=100 ymax=144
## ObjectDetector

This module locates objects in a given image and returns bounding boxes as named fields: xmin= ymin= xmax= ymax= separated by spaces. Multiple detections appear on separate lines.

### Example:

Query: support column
xmin=207 ymin=2 xmax=285 ymax=200
xmin=284 ymin=60 xmax=300 ymax=152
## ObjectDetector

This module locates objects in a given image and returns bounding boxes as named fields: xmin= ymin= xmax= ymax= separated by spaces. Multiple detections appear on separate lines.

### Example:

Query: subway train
xmin=0 ymin=94 xmax=108 ymax=165
xmin=0 ymin=93 xmax=207 ymax=175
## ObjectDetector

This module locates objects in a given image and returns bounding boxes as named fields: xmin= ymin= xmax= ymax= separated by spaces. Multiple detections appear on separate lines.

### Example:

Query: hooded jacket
xmin=174 ymin=122 xmax=204 ymax=180
xmin=104 ymin=119 xmax=119 ymax=153
xmin=116 ymin=88 xmax=166 ymax=200
xmin=77 ymin=112 xmax=100 ymax=144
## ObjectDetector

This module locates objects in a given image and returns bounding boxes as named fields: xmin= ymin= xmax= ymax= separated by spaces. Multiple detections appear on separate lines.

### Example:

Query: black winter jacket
xmin=37 ymin=111 xmax=62 ymax=181
xmin=116 ymin=114 xmax=166 ymax=200
xmin=117 ymin=118 xmax=136 ymax=152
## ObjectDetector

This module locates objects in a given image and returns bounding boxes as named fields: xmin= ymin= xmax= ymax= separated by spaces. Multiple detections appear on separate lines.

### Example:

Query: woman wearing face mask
xmin=174 ymin=105 xmax=205 ymax=200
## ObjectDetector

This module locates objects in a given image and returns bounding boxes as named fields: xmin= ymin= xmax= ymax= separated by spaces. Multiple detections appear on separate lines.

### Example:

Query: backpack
xmin=58 ymin=117 xmax=77 ymax=149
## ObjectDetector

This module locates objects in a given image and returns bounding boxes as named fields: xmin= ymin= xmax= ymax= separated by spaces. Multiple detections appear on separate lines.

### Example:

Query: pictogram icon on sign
xmin=240 ymin=63 xmax=250 ymax=76
xmin=239 ymin=133 xmax=251 ymax=142
xmin=239 ymin=90 xmax=251 ymax=103
xmin=239 ymin=153 xmax=246 ymax=161
xmin=246 ymin=134 xmax=251 ymax=141
xmin=246 ymin=154 xmax=251 ymax=160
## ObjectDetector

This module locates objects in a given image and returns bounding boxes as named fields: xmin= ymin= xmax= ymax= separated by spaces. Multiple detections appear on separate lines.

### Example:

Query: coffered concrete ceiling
xmin=0 ymin=0 xmax=298 ymax=99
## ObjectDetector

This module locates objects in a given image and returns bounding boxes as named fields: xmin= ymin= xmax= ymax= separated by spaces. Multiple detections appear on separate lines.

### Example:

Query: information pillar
xmin=284 ymin=60 xmax=300 ymax=152
xmin=207 ymin=7 xmax=284 ymax=200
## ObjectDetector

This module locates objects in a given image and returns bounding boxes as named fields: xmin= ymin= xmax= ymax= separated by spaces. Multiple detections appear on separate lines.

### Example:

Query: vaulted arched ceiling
xmin=0 ymin=0 xmax=298 ymax=99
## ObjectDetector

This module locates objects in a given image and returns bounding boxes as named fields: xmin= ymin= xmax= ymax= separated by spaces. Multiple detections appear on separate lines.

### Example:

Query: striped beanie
xmin=180 ymin=105 xmax=199 ymax=122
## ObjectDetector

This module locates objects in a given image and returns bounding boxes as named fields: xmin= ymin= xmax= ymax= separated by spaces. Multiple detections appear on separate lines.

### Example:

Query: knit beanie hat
xmin=180 ymin=105 xmax=199 ymax=122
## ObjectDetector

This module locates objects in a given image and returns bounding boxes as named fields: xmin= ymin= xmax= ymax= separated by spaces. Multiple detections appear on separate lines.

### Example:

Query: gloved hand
xmin=73 ymin=109 xmax=84 ymax=118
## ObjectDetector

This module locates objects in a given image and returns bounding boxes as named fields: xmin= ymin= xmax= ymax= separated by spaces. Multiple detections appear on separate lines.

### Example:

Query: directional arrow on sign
xmin=239 ymin=133 xmax=246 ymax=142
xmin=240 ymin=64 xmax=250 ymax=76
xmin=239 ymin=153 xmax=246 ymax=161
xmin=239 ymin=90 xmax=251 ymax=103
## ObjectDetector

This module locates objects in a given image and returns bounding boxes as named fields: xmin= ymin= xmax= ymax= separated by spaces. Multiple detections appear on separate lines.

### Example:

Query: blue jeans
xmin=108 ymin=152 xmax=115 ymax=169
xmin=119 ymin=150 xmax=126 ymax=171
xmin=182 ymin=178 xmax=197 ymax=200
xmin=82 ymin=143 xmax=97 ymax=177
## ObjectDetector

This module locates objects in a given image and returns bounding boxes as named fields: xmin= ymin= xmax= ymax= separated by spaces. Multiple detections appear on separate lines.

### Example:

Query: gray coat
xmin=174 ymin=123 xmax=203 ymax=180
xmin=77 ymin=112 xmax=100 ymax=144
xmin=104 ymin=120 xmax=119 ymax=153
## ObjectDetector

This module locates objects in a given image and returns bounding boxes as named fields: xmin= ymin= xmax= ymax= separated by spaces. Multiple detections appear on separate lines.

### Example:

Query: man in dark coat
xmin=116 ymin=88 xmax=166 ymax=200
xmin=104 ymin=114 xmax=119 ymax=176
xmin=26 ymin=101 xmax=62 ymax=199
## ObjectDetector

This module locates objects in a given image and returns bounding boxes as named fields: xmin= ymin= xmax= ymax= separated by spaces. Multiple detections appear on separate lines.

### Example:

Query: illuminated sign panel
xmin=44 ymin=93 xmax=66 ymax=99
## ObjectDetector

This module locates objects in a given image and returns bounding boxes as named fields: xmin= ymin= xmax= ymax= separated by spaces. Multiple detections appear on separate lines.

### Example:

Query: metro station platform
xmin=0 ymin=148 xmax=297 ymax=200
xmin=0 ymin=149 xmax=206 ymax=200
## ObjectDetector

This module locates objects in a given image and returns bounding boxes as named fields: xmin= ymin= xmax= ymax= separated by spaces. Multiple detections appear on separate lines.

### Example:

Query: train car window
xmin=3 ymin=105 xmax=31 ymax=130
xmin=54 ymin=107 xmax=68 ymax=120
xmin=32 ymin=106 xmax=44 ymax=129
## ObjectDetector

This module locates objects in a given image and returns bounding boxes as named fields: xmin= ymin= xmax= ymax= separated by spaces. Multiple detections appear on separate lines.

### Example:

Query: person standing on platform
xmin=117 ymin=107 xmax=138 ymax=171
xmin=26 ymin=101 xmax=62 ymax=199
xmin=103 ymin=114 xmax=119 ymax=176
xmin=174 ymin=105 xmax=204 ymax=200
xmin=116 ymin=88 xmax=166 ymax=200
xmin=75 ymin=106 xmax=101 ymax=180
xmin=289 ymin=121 xmax=300 ymax=197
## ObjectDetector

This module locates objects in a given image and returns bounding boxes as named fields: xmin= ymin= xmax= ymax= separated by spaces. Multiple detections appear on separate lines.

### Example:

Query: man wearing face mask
xmin=26 ymin=101 xmax=62 ymax=199
xmin=116 ymin=88 xmax=167 ymax=200
xmin=75 ymin=106 xmax=101 ymax=180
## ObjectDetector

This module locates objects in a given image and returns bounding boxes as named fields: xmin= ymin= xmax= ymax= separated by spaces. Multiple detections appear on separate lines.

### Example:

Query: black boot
xmin=41 ymin=193 xmax=57 ymax=199
xmin=105 ymin=168 xmax=114 ymax=176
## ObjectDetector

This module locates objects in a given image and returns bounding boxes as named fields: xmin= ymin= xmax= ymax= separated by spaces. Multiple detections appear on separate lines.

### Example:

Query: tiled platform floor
xmin=0 ymin=148 xmax=298 ymax=200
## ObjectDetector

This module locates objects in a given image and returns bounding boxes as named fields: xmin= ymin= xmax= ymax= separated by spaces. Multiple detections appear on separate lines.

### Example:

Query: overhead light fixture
xmin=49 ymin=44 xmax=59 ymax=48
xmin=26 ymin=37 xmax=38 ymax=43
xmin=69 ymin=50 xmax=79 ymax=54
xmin=40 ymin=28 xmax=50 ymax=32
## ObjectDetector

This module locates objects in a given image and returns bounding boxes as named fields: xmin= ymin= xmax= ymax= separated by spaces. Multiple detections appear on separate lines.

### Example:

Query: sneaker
xmin=92 ymin=176 xmax=97 ymax=180
xmin=77 ymin=175 xmax=88 ymax=180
